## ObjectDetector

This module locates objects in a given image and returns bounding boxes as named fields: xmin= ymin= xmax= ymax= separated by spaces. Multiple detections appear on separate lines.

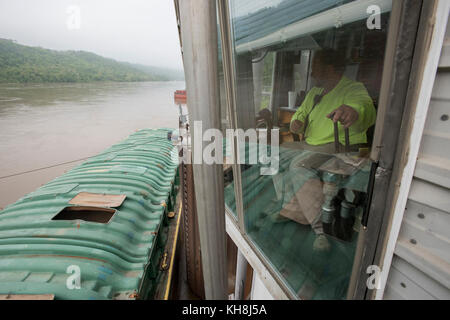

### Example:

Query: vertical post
xmin=234 ymin=249 xmax=248 ymax=300
xmin=178 ymin=0 xmax=228 ymax=299
xmin=253 ymin=59 xmax=264 ymax=115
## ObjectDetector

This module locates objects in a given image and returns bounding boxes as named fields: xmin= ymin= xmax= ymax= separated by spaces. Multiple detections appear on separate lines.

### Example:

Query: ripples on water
xmin=0 ymin=81 xmax=184 ymax=208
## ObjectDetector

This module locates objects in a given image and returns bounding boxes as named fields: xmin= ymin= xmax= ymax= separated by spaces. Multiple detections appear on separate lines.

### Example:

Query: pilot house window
xmin=221 ymin=0 xmax=393 ymax=299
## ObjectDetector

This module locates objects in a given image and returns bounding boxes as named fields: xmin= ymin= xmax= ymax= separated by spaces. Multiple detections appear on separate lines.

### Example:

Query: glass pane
xmin=226 ymin=0 xmax=392 ymax=299
xmin=217 ymin=8 xmax=237 ymax=218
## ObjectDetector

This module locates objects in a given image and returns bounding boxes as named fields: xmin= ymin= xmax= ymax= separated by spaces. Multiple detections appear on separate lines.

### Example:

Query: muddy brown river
xmin=0 ymin=81 xmax=184 ymax=209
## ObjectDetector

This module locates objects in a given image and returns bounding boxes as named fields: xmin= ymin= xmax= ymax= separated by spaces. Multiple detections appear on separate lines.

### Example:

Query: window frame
xmin=216 ymin=0 xmax=424 ymax=300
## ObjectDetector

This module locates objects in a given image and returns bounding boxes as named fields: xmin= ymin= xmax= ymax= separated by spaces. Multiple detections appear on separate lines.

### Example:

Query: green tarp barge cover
xmin=0 ymin=128 xmax=179 ymax=300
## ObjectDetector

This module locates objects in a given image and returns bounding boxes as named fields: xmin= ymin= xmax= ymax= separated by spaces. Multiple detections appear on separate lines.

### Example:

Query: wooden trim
xmin=243 ymin=262 xmax=253 ymax=300
xmin=225 ymin=213 xmax=290 ymax=299
xmin=351 ymin=0 xmax=424 ymax=299
xmin=374 ymin=0 xmax=450 ymax=300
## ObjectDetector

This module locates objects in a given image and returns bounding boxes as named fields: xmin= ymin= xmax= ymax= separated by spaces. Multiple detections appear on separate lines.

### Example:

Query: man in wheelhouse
xmin=270 ymin=48 xmax=377 ymax=254
xmin=289 ymin=48 xmax=376 ymax=153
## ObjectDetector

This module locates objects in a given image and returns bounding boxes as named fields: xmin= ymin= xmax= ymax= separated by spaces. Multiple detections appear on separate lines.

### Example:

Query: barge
xmin=0 ymin=128 xmax=179 ymax=300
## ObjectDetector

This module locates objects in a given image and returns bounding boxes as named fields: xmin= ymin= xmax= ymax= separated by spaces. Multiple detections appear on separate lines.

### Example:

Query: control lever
xmin=329 ymin=111 xmax=350 ymax=153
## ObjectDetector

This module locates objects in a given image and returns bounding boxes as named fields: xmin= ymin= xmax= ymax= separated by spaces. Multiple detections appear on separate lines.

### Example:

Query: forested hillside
xmin=0 ymin=39 xmax=183 ymax=83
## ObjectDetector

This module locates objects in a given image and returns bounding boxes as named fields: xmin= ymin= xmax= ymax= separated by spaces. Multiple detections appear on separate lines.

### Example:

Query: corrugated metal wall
xmin=383 ymin=18 xmax=450 ymax=300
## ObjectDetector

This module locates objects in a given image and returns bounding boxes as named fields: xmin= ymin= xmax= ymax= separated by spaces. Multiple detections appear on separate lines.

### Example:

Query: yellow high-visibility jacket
xmin=290 ymin=76 xmax=376 ymax=146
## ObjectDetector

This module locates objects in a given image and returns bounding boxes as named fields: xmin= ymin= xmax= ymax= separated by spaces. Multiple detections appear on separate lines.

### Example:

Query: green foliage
xmin=263 ymin=52 xmax=274 ymax=87
xmin=259 ymin=51 xmax=274 ymax=110
xmin=0 ymin=39 xmax=182 ymax=83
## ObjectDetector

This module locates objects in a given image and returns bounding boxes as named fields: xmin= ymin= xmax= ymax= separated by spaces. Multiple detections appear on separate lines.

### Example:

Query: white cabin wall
xmin=250 ymin=272 xmax=275 ymax=300
xmin=382 ymin=10 xmax=450 ymax=300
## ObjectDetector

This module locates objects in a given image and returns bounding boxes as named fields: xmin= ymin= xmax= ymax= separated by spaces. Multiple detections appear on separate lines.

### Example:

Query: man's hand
xmin=290 ymin=120 xmax=303 ymax=134
xmin=327 ymin=105 xmax=359 ymax=128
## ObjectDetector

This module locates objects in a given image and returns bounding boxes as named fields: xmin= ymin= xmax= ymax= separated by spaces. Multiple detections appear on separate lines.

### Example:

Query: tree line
xmin=0 ymin=39 xmax=182 ymax=83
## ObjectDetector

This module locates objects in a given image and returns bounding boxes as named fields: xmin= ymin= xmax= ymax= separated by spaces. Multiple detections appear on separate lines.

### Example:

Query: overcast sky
xmin=0 ymin=0 xmax=183 ymax=70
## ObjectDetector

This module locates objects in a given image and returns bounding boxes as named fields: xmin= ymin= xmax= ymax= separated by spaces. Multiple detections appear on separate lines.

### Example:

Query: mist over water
xmin=0 ymin=81 xmax=184 ymax=209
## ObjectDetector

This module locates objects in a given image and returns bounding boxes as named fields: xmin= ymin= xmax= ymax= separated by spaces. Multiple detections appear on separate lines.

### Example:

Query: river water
xmin=0 ymin=81 xmax=184 ymax=209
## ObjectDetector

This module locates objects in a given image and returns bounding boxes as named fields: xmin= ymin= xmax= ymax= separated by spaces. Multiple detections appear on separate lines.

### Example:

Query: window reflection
xmin=223 ymin=0 xmax=392 ymax=299
xmin=217 ymin=11 xmax=238 ymax=218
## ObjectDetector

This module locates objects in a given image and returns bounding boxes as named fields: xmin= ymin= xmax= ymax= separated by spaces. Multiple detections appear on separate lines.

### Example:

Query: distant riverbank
xmin=0 ymin=39 xmax=184 ymax=83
